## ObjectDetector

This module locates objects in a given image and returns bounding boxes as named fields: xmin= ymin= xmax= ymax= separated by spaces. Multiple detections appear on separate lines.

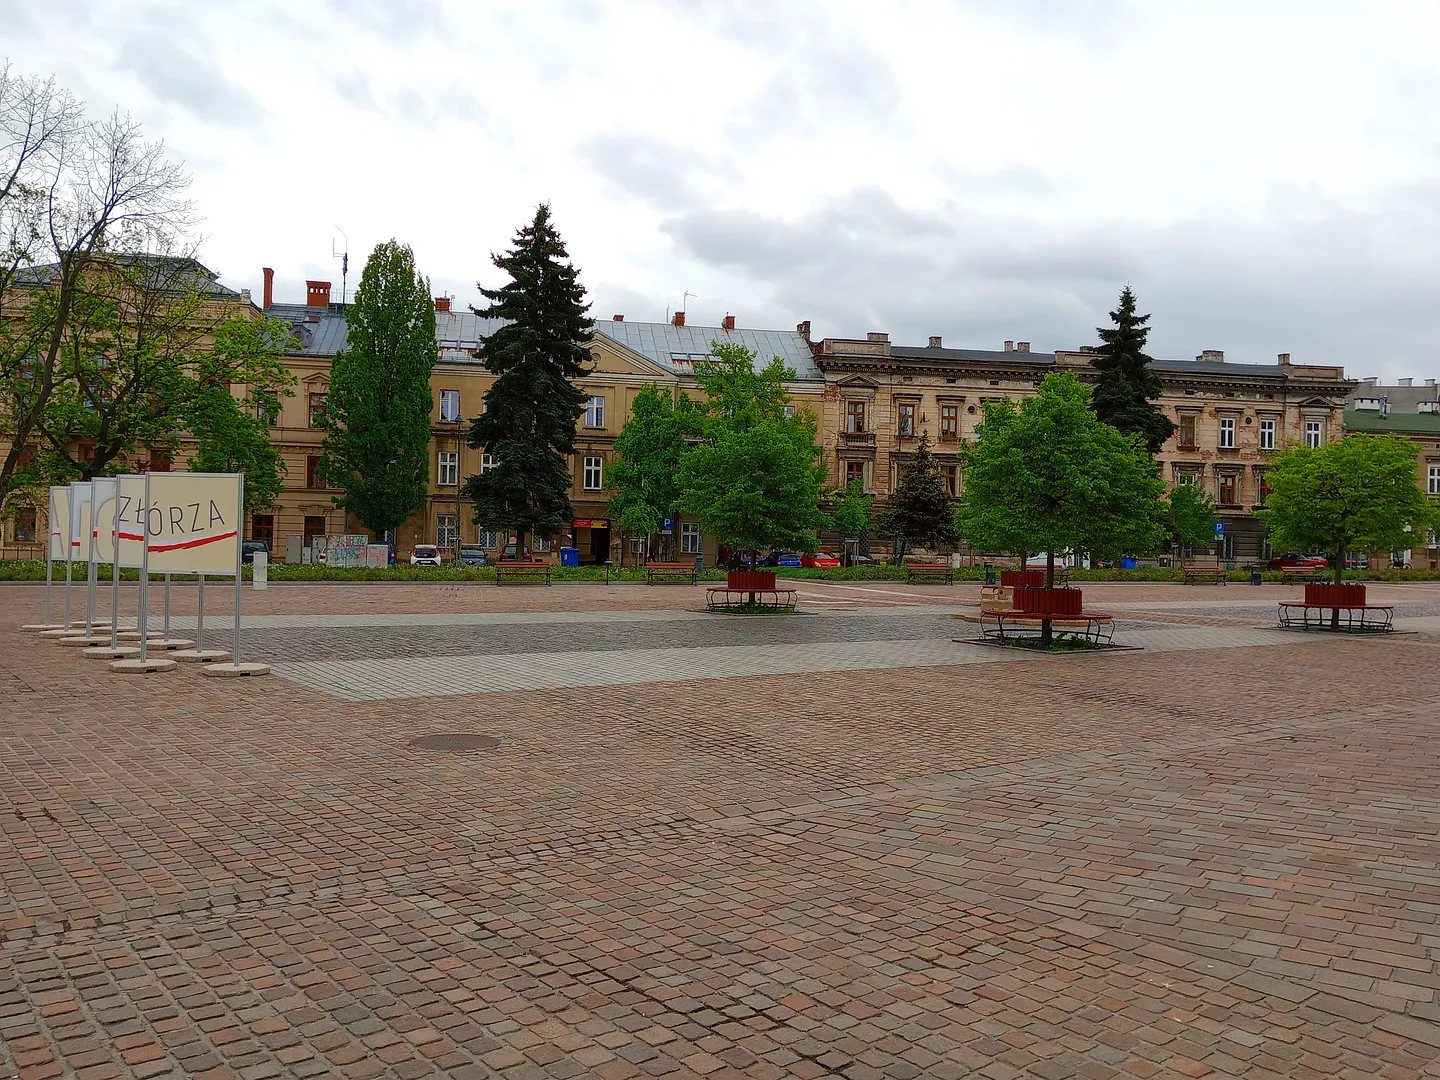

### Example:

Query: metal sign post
xmin=196 ymin=573 xmax=205 ymax=652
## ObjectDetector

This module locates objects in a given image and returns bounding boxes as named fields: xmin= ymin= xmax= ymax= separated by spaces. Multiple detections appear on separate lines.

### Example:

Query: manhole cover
xmin=410 ymin=734 xmax=500 ymax=752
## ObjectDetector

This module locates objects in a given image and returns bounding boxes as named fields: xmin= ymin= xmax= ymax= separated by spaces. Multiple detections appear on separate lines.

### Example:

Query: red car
xmin=802 ymin=551 xmax=840 ymax=568
xmin=1267 ymin=553 xmax=1328 ymax=570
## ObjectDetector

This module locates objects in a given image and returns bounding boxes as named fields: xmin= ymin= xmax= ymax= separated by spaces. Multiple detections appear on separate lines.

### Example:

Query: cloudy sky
xmin=8 ymin=0 xmax=1440 ymax=379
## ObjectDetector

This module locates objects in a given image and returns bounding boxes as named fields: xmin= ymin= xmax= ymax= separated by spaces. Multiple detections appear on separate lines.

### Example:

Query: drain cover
xmin=410 ymin=734 xmax=500 ymax=752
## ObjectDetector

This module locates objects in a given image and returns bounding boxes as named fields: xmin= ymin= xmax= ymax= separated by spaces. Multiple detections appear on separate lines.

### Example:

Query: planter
xmin=727 ymin=570 xmax=777 ymax=591
xmin=1015 ymin=587 xmax=1083 ymax=615
xmin=1000 ymin=569 xmax=1046 ymax=589
xmin=1305 ymin=582 xmax=1365 ymax=607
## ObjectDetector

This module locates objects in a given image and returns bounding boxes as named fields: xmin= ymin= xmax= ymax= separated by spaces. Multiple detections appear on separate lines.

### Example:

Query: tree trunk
xmin=1042 ymin=551 xmax=1055 ymax=647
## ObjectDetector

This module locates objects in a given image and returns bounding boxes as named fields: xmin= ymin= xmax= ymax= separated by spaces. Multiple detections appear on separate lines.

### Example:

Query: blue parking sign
xmin=1214 ymin=521 xmax=1225 ymax=535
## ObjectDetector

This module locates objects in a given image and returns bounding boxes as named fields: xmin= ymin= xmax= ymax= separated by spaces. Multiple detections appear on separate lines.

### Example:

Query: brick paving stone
xmin=2 ymin=582 xmax=1439 ymax=1078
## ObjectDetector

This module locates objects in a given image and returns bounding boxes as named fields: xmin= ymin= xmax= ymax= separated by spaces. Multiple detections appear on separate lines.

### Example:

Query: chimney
xmin=673 ymin=311 xmax=685 ymax=328
xmin=722 ymin=314 xmax=735 ymax=331
xmin=1198 ymin=349 xmax=1225 ymax=362
xmin=306 ymin=280 xmax=332 ymax=308
xmin=1277 ymin=352 xmax=1291 ymax=364
xmin=1004 ymin=340 xmax=1014 ymax=352
xmin=866 ymin=332 xmax=889 ymax=342
xmin=928 ymin=335 xmax=942 ymax=348
xmin=612 ymin=314 xmax=624 ymax=322
xmin=796 ymin=320 xmax=811 ymax=342
xmin=1398 ymin=377 xmax=1412 ymax=387
xmin=1363 ymin=376 xmax=1378 ymax=385
xmin=1426 ymin=379 xmax=1436 ymax=387
xmin=1016 ymin=341 xmax=1030 ymax=353
xmin=434 ymin=297 xmax=451 ymax=313
xmin=262 ymin=267 xmax=274 ymax=309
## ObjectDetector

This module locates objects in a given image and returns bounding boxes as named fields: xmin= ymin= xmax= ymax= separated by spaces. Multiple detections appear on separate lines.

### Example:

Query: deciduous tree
xmin=319 ymin=239 xmax=437 ymax=536
xmin=463 ymin=205 xmax=592 ymax=554
xmin=958 ymin=372 xmax=1167 ymax=644
xmin=1166 ymin=481 xmax=1219 ymax=555
xmin=606 ymin=383 xmax=697 ymax=561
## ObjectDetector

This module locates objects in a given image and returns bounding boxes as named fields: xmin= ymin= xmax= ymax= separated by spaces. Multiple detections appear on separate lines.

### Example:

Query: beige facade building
xmin=1343 ymin=378 xmax=1440 ymax=570
xmin=813 ymin=333 xmax=1356 ymax=562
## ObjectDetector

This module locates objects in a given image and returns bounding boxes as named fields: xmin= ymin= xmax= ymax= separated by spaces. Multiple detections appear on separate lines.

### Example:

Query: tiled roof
xmin=595 ymin=321 xmax=822 ymax=381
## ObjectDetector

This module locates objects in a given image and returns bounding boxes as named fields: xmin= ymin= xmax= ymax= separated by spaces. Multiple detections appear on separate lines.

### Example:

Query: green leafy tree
xmin=678 ymin=342 xmax=828 ymax=567
xmin=186 ymin=315 xmax=296 ymax=514
xmin=1166 ymin=482 xmax=1219 ymax=554
xmin=957 ymin=372 xmax=1168 ymax=644
xmin=1092 ymin=286 xmax=1175 ymax=455
xmin=607 ymin=383 xmax=697 ymax=560
xmin=1259 ymin=434 xmax=1439 ymax=602
xmin=832 ymin=480 xmax=873 ymax=538
xmin=463 ymin=204 xmax=593 ymax=554
xmin=319 ymin=239 xmax=437 ymax=536
xmin=880 ymin=433 xmax=957 ymax=557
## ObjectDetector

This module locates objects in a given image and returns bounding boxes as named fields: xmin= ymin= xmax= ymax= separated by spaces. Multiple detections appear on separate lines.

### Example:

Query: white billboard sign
xmin=143 ymin=473 xmax=243 ymax=575
xmin=69 ymin=481 xmax=91 ymax=558
xmin=112 ymin=475 xmax=147 ymax=569
xmin=90 ymin=478 xmax=119 ymax=563
xmin=49 ymin=486 xmax=70 ymax=562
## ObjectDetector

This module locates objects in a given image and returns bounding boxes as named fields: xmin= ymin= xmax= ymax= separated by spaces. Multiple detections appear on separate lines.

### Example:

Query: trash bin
xmin=983 ymin=562 xmax=997 ymax=586
xmin=1121 ymin=557 xmax=1138 ymax=570
xmin=560 ymin=546 xmax=579 ymax=567
xmin=1251 ymin=568 xmax=1263 ymax=586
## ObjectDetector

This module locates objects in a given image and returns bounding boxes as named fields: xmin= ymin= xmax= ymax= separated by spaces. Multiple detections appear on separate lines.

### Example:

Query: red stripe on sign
xmin=117 ymin=531 xmax=142 ymax=541
xmin=148 ymin=529 xmax=237 ymax=554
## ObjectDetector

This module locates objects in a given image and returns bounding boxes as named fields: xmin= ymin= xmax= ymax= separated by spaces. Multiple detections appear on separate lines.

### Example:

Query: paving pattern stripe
xmin=270 ymin=624 xmax=1323 ymax=700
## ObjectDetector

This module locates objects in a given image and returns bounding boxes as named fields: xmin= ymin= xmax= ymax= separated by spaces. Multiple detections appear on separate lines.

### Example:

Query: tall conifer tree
xmin=1092 ymin=286 xmax=1175 ymax=455
xmin=880 ymin=434 xmax=957 ymax=557
xmin=318 ymin=240 xmax=437 ymax=536
xmin=464 ymin=205 xmax=593 ymax=554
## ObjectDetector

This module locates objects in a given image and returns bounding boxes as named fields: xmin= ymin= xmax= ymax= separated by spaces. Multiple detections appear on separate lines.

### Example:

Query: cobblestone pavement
xmin=2 ymin=583 xmax=1438 ymax=1079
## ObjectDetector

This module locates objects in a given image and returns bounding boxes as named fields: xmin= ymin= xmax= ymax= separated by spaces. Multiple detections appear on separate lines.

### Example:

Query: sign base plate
xmin=84 ymin=646 xmax=141 ymax=660
xmin=21 ymin=623 xmax=68 ymax=631
xmin=171 ymin=649 xmax=231 ymax=663
xmin=57 ymin=635 xmax=110 ymax=647
xmin=202 ymin=662 xmax=272 ymax=678
xmin=143 ymin=638 xmax=196 ymax=651
xmin=110 ymin=658 xmax=177 ymax=674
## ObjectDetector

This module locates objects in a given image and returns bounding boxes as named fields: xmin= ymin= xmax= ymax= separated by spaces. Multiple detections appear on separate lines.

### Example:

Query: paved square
xmin=2 ymin=580 xmax=1438 ymax=1079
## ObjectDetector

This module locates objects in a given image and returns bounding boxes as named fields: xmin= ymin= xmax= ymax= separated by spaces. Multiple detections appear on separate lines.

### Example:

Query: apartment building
xmin=1343 ymin=377 xmax=1440 ymax=570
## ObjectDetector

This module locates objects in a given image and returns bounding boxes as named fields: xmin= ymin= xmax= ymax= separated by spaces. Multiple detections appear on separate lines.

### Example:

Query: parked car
xmin=802 ymin=551 xmax=840 ymax=568
xmin=1344 ymin=553 xmax=1370 ymax=570
xmin=1268 ymin=553 xmax=1327 ymax=570
xmin=775 ymin=551 xmax=803 ymax=567
xmin=848 ymin=553 xmax=881 ymax=567
xmin=456 ymin=544 xmax=487 ymax=567
xmin=1026 ymin=551 xmax=1089 ymax=570
xmin=500 ymin=543 xmax=534 ymax=561
xmin=240 ymin=539 xmax=269 ymax=564
xmin=410 ymin=544 xmax=442 ymax=567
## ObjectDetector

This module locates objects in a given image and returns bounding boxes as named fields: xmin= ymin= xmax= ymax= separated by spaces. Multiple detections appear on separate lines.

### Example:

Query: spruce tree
xmin=1092 ymin=286 xmax=1175 ymax=455
xmin=464 ymin=205 xmax=593 ymax=554
xmin=880 ymin=434 xmax=957 ymax=557
xmin=319 ymin=240 xmax=437 ymax=536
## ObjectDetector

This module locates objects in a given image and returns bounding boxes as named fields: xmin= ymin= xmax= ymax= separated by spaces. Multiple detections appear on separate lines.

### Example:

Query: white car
xmin=410 ymin=544 xmax=442 ymax=567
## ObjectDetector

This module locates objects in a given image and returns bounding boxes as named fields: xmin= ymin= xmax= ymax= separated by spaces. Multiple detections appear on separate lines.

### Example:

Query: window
xmin=845 ymin=400 xmax=866 ymax=433
xmin=534 ymin=538 xmax=551 ymax=554
xmin=1259 ymin=418 xmax=1276 ymax=450
xmin=897 ymin=402 xmax=916 ymax=437
xmin=940 ymin=405 xmax=959 ymax=440
xmin=845 ymin=460 xmax=866 ymax=488
xmin=306 ymin=455 xmax=325 ymax=489
xmin=439 ymin=389 xmax=461 ymax=422
xmin=147 ymin=452 xmax=170 ymax=472
xmin=1177 ymin=414 xmax=1196 ymax=449
xmin=15 ymin=505 xmax=36 ymax=542
xmin=438 ymin=451 xmax=458 ymax=486
xmin=941 ymin=463 xmax=959 ymax=497
xmin=1218 ymin=417 xmax=1236 ymax=449
xmin=480 ymin=453 xmax=496 ymax=474
xmin=251 ymin=515 xmax=274 ymax=545
xmin=584 ymin=395 xmax=605 ymax=428
xmin=1305 ymin=421 xmax=1322 ymax=449
xmin=308 ymin=392 xmax=327 ymax=428
xmin=437 ymin=515 xmax=457 ymax=548
xmin=1255 ymin=470 xmax=1269 ymax=506
xmin=1430 ymin=465 xmax=1440 ymax=496
xmin=583 ymin=456 xmax=603 ymax=490
xmin=783 ymin=405 xmax=795 ymax=419
xmin=478 ymin=530 xmax=497 ymax=549
xmin=680 ymin=522 xmax=701 ymax=554
xmin=1178 ymin=470 xmax=1199 ymax=487
xmin=1218 ymin=472 xmax=1237 ymax=505
xmin=303 ymin=516 xmax=327 ymax=547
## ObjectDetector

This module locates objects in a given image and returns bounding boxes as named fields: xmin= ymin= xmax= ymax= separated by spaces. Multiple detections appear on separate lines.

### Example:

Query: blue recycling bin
xmin=560 ymin=546 xmax=579 ymax=567
xmin=1121 ymin=557 xmax=1138 ymax=570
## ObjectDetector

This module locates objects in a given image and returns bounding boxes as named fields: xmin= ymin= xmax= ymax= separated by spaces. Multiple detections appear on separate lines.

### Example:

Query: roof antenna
xmin=332 ymin=227 xmax=349 ymax=306
xmin=683 ymin=290 xmax=696 ymax=315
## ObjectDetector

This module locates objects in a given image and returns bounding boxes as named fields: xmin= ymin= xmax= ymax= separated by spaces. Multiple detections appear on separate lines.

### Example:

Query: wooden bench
xmin=953 ymin=610 xmax=1115 ymax=644
xmin=494 ymin=560 xmax=551 ymax=586
xmin=906 ymin=562 xmax=954 ymax=585
xmin=646 ymin=561 xmax=697 ymax=585
xmin=1182 ymin=564 xmax=1226 ymax=585
xmin=705 ymin=587 xmax=797 ymax=612
xmin=1278 ymin=601 xmax=1393 ymax=632
xmin=1280 ymin=566 xmax=1322 ymax=583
